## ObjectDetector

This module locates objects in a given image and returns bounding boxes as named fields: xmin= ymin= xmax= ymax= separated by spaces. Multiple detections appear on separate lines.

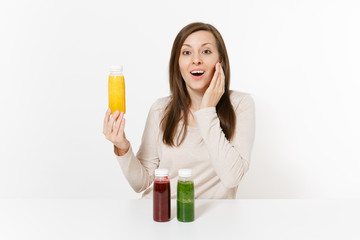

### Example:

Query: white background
xmin=0 ymin=0 xmax=359 ymax=199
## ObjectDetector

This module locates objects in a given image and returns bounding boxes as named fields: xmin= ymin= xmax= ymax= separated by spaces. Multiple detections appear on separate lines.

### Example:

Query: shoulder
xmin=229 ymin=90 xmax=254 ymax=106
xmin=229 ymin=90 xmax=255 ymax=112
xmin=150 ymin=96 xmax=171 ymax=112
xmin=147 ymin=96 xmax=171 ymax=121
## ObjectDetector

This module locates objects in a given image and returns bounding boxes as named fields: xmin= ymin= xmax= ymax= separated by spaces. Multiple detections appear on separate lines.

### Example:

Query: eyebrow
xmin=182 ymin=43 xmax=213 ymax=48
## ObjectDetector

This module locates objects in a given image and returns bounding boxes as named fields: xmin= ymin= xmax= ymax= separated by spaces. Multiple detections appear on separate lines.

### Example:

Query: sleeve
xmin=115 ymin=102 xmax=161 ymax=193
xmin=194 ymin=94 xmax=255 ymax=188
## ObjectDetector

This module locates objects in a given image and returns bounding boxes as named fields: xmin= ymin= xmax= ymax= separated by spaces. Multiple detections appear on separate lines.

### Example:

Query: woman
xmin=103 ymin=22 xmax=255 ymax=199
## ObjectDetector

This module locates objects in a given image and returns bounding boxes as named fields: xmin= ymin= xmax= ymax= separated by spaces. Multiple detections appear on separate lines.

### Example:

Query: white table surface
xmin=0 ymin=199 xmax=359 ymax=240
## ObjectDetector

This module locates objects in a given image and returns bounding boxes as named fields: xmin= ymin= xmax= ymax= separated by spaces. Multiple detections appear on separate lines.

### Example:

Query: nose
xmin=192 ymin=53 xmax=202 ymax=65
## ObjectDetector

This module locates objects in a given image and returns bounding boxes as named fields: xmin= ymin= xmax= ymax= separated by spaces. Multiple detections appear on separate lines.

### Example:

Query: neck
xmin=187 ymin=87 xmax=205 ymax=111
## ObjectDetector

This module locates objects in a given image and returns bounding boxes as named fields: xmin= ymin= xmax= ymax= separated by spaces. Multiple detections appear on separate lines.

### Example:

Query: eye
xmin=202 ymin=50 xmax=212 ymax=54
xmin=182 ymin=51 xmax=191 ymax=55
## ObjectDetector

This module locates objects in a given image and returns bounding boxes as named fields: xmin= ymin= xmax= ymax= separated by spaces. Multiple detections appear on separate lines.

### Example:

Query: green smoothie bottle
xmin=177 ymin=169 xmax=194 ymax=222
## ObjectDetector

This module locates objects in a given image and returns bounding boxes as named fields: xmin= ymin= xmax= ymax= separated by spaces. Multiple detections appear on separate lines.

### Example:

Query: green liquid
xmin=177 ymin=181 xmax=194 ymax=222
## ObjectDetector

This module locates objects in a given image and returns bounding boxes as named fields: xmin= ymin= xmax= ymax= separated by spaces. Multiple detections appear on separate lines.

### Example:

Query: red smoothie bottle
xmin=153 ymin=169 xmax=171 ymax=222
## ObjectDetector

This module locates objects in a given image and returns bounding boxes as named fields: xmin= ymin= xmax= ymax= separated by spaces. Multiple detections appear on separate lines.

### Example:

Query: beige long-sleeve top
xmin=116 ymin=90 xmax=255 ymax=199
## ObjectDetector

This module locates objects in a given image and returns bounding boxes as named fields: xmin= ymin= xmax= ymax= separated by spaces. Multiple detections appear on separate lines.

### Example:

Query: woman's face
xmin=179 ymin=30 xmax=221 ymax=94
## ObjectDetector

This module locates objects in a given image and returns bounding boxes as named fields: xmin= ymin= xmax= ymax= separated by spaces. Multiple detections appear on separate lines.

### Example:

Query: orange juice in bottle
xmin=108 ymin=66 xmax=126 ymax=114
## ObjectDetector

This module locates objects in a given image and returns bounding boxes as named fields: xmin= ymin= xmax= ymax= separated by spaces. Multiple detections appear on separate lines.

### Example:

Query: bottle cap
xmin=155 ymin=169 xmax=169 ymax=177
xmin=109 ymin=65 xmax=123 ymax=73
xmin=178 ymin=169 xmax=192 ymax=177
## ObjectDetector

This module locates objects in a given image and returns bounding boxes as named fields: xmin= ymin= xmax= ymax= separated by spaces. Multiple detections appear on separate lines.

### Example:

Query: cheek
xmin=206 ymin=56 xmax=220 ymax=74
xmin=206 ymin=64 xmax=216 ymax=79
xmin=178 ymin=58 xmax=188 ymax=78
xmin=208 ymin=67 xmax=215 ymax=77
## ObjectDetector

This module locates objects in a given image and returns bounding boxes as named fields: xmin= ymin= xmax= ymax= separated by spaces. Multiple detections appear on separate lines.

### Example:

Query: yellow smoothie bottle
xmin=108 ymin=66 xmax=126 ymax=114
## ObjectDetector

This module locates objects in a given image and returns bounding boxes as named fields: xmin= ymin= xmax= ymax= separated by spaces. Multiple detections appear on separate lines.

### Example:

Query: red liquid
xmin=153 ymin=179 xmax=171 ymax=222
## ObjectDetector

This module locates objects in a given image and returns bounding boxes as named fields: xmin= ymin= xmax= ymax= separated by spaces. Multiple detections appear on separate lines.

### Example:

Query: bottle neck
xmin=154 ymin=175 xmax=169 ymax=182
xmin=109 ymin=71 xmax=123 ymax=76
xmin=178 ymin=176 xmax=192 ymax=182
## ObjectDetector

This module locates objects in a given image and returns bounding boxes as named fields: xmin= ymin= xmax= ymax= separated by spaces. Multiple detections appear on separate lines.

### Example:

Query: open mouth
xmin=191 ymin=70 xmax=205 ymax=77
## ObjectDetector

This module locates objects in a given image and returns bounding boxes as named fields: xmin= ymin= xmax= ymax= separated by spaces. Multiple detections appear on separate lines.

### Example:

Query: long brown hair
xmin=161 ymin=22 xmax=236 ymax=146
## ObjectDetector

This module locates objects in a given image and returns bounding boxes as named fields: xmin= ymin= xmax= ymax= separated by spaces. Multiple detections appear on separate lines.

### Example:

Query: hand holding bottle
xmin=103 ymin=109 xmax=130 ymax=156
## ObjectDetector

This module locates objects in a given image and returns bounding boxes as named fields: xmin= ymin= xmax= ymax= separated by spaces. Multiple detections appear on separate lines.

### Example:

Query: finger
xmin=113 ymin=112 xmax=123 ymax=136
xmin=220 ymin=65 xmax=225 ymax=90
xmin=215 ymin=63 xmax=222 ymax=89
xmin=104 ymin=108 xmax=111 ymax=122
xmin=216 ymin=64 xmax=225 ymax=90
xmin=108 ymin=110 xmax=120 ymax=133
xmin=209 ymin=63 xmax=220 ymax=89
xmin=103 ymin=108 xmax=111 ymax=133
xmin=118 ymin=116 xmax=126 ymax=137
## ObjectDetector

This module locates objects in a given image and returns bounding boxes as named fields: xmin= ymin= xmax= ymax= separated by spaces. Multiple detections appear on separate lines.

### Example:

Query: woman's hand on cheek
xmin=200 ymin=62 xmax=225 ymax=109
